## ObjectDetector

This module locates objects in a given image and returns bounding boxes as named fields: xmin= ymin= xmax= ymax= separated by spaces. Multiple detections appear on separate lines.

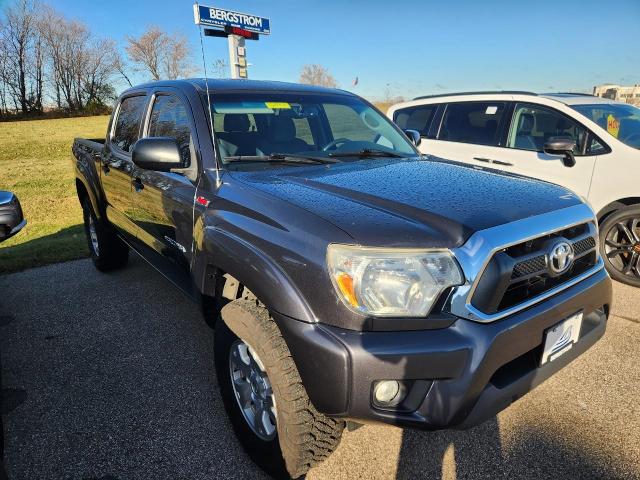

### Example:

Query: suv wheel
xmin=81 ymin=198 xmax=129 ymax=272
xmin=600 ymin=205 xmax=640 ymax=287
xmin=214 ymin=299 xmax=344 ymax=479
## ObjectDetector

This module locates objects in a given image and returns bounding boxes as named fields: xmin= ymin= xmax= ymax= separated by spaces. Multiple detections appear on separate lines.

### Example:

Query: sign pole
xmin=227 ymin=34 xmax=247 ymax=79
xmin=194 ymin=3 xmax=268 ymax=80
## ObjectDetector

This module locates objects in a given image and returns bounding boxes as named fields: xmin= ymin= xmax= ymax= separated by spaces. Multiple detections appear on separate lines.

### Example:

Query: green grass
xmin=0 ymin=115 xmax=110 ymax=273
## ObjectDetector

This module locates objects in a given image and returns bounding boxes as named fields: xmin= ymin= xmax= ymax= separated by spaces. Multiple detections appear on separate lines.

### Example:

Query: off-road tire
xmin=214 ymin=299 xmax=345 ymax=479
xmin=81 ymin=197 xmax=129 ymax=272
xmin=599 ymin=205 xmax=640 ymax=287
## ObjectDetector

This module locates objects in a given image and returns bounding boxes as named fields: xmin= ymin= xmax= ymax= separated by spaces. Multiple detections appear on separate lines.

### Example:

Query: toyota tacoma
xmin=72 ymin=79 xmax=612 ymax=479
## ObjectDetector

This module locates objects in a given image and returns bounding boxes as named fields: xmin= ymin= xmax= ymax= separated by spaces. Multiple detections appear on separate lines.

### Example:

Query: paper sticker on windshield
xmin=265 ymin=102 xmax=291 ymax=109
xmin=485 ymin=106 xmax=498 ymax=115
xmin=607 ymin=114 xmax=620 ymax=138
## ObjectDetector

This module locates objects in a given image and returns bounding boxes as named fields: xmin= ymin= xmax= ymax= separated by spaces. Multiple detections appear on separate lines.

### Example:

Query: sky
xmin=5 ymin=0 xmax=640 ymax=101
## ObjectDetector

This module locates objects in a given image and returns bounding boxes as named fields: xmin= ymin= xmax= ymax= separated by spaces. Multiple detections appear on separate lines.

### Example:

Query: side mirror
xmin=132 ymin=137 xmax=184 ymax=172
xmin=543 ymin=137 xmax=576 ymax=168
xmin=0 ymin=190 xmax=26 ymax=243
xmin=404 ymin=129 xmax=422 ymax=147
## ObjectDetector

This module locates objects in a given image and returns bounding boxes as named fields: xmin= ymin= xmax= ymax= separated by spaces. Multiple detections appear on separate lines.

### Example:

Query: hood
xmin=230 ymin=157 xmax=583 ymax=248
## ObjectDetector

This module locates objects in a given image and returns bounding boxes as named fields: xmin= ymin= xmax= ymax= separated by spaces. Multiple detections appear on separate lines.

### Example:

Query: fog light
xmin=373 ymin=380 xmax=403 ymax=406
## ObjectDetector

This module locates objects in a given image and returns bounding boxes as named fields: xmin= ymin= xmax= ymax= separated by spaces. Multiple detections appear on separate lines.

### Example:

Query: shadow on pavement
xmin=0 ymin=255 xmax=636 ymax=479
xmin=0 ymin=224 xmax=87 ymax=274
xmin=0 ymin=255 xmax=268 ymax=480
xmin=396 ymin=408 xmax=625 ymax=480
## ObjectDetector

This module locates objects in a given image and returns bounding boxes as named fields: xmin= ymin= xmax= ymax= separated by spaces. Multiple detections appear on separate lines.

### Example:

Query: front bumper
xmin=275 ymin=267 xmax=612 ymax=430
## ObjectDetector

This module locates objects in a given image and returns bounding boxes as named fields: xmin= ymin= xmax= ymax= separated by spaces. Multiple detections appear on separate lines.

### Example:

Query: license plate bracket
xmin=540 ymin=311 xmax=583 ymax=366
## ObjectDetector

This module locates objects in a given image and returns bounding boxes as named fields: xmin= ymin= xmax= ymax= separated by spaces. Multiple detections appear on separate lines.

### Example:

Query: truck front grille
xmin=470 ymin=223 xmax=598 ymax=315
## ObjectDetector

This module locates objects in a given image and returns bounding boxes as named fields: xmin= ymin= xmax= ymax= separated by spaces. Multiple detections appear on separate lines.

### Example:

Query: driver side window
xmin=507 ymin=104 xmax=587 ymax=155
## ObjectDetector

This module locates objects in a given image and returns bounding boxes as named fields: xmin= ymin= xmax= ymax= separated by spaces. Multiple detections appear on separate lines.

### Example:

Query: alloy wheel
xmin=229 ymin=339 xmax=277 ymax=441
xmin=88 ymin=215 xmax=100 ymax=257
xmin=603 ymin=216 xmax=640 ymax=279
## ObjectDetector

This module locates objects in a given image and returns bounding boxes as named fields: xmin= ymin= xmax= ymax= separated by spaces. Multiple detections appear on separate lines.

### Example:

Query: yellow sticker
xmin=607 ymin=114 xmax=620 ymax=138
xmin=265 ymin=102 xmax=291 ymax=109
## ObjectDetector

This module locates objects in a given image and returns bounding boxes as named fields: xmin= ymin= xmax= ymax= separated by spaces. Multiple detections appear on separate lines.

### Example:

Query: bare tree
xmin=114 ymin=51 xmax=133 ymax=88
xmin=299 ymin=64 xmax=337 ymax=88
xmin=39 ymin=5 xmax=118 ymax=111
xmin=81 ymin=38 xmax=119 ymax=106
xmin=0 ymin=22 xmax=10 ymax=114
xmin=1 ymin=0 xmax=43 ymax=114
xmin=126 ymin=27 xmax=194 ymax=81
xmin=211 ymin=58 xmax=228 ymax=79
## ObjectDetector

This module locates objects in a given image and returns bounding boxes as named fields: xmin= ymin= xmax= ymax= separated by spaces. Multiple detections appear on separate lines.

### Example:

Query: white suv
xmin=388 ymin=92 xmax=640 ymax=286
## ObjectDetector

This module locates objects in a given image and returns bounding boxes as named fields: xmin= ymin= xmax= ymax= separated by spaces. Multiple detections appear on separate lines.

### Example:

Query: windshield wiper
xmin=328 ymin=148 xmax=407 ymax=159
xmin=224 ymin=153 xmax=338 ymax=164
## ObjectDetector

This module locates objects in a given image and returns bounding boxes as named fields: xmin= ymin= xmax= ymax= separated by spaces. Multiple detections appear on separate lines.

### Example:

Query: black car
xmin=72 ymin=79 xmax=611 ymax=479
xmin=0 ymin=191 xmax=25 ymax=244
xmin=0 ymin=190 xmax=25 ymax=480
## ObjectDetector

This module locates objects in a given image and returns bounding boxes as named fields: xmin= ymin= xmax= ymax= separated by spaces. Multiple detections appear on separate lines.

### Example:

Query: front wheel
xmin=81 ymin=198 xmax=129 ymax=272
xmin=214 ymin=299 xmax=344 ymax=479
xmin=600 ymin=205 xmax=640 ymax=287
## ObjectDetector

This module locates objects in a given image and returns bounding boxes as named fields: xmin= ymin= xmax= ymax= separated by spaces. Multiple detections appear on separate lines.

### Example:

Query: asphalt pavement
xmin=0 ymin=256 xmax=638 ymax=480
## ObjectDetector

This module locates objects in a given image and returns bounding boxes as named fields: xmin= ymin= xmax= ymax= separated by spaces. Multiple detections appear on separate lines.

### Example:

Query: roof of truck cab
xmin=125 ymin=78 xmax=355 ymax=96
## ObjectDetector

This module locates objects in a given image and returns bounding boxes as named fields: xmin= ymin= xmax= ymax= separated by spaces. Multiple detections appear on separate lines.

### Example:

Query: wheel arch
xmin=193 ymin=226 xmax=315 ymax=325
xmin=597 ymin=197 xmax=640 ymax=223
xmin=75 ymin=177 xmax=104 ymax=222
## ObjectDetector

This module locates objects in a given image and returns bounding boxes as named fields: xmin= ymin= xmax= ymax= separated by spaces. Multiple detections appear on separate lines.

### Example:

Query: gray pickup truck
xmin=72 ymin=79 xmax=612 ymax=479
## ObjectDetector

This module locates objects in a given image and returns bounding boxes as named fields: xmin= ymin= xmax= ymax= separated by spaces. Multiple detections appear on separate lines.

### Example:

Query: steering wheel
xmin=322 ymin=138 xmax=351 ymax=152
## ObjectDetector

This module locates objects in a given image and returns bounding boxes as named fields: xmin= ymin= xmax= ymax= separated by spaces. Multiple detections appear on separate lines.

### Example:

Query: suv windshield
xmin=572 ymin=103 xmax=640 ymax=149
xmin=206 ymin=92 xmax=417 ymax=164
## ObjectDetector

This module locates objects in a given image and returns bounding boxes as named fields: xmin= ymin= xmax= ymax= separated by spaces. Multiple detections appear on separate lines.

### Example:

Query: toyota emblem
xmin=548 ymin=240 xmax=575 ymax=276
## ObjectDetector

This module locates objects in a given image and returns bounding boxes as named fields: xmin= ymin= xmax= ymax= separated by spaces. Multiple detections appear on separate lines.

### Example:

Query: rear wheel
xmin=214 ymin=299 xmax=344 ymax=479
xmin=599 ymin=205 xmax=640 ymax=287
xmin=81 ymin=198 xmax=129 ymax=272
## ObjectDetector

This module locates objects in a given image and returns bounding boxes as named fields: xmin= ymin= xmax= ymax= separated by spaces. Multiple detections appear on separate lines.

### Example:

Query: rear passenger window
xmin=507 ymin=104 xmax=587 ymax=155
xmin=112 ymin=95 xmax=147 ymax=153
xmin=148 ymin=95 xmax=193 ymax=166
xmin=439 ymin=102 xmax=506 ymax=146
xmin=393 ymin=105 xmax=436 ymax=135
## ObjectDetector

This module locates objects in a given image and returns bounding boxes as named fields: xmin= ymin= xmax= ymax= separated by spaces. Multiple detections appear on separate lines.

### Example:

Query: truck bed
xmin=73 ymin=138 xmax=105 ymax=151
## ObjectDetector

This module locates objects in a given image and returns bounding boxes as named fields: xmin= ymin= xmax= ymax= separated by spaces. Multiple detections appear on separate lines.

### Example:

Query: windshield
xmin=206 ymin=92 xmax=417 ymax=165
xmin=572 ymin=103 xmax=640 ymax=149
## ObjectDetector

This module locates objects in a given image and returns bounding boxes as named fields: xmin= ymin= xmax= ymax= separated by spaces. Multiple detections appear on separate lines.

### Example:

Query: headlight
xmin=327 ymin=244 xmax=463 ymax=317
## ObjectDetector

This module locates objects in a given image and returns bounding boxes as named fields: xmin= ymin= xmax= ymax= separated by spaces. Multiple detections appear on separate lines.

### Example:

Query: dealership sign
xmin=194 ymin=5 xmax=271 ymax=35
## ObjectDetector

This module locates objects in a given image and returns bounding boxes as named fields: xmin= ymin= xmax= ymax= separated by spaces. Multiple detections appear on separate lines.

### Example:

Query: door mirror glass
xmin=404 ymin=129 xmax=422 ymax=146
xmin=131 ymin=137 xmax=184 ymax=171
xmin=543 ymin=137 xmax=577 ymax=167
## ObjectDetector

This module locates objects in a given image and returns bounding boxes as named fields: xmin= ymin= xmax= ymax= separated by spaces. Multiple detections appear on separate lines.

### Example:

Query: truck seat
xmin=216 ymin=114 xmax=259 ymax=158
xmin=257 ymin=117 xmax=309 ymax=155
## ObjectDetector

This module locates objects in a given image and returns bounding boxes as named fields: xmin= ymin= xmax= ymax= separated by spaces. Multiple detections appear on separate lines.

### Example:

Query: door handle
xmin=132 ymin=177 xmax=144 ymax=192
xmin=473 ymin=157 xmax=513 ymax=167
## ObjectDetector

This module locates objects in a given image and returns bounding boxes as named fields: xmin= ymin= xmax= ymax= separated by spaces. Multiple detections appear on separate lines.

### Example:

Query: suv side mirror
xmin=132 ymin=137 xmax=184 ymax=171
xmin=404 ymin=129 xmax=422 ymax=147
xmin=543 ymin=137 xmax=576 ymax=168
xmin=0 ymin=191 xmax=26 ymax=243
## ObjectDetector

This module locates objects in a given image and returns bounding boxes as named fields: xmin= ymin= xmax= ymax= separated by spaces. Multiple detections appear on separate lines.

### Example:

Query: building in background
xmin=593 ymin=84 xmax=640 ymax=105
